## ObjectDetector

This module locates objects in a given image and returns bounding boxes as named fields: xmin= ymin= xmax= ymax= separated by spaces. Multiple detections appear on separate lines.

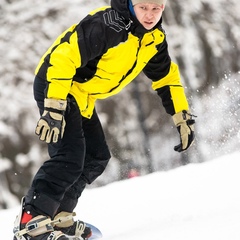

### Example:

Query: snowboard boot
xmin=54 ymin=212 xmax=92 ymax=240
xmin=13 ymin=198 xmax=69 ymax=240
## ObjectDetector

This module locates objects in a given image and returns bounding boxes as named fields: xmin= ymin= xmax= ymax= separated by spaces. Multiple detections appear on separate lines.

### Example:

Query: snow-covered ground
xmin=1 ymin=152 xmax=240 ymax=240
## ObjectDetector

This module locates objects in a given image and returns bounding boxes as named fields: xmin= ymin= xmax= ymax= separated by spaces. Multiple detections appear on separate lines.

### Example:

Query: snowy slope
xmin=1 ymin=152 xmax=240 ymax=239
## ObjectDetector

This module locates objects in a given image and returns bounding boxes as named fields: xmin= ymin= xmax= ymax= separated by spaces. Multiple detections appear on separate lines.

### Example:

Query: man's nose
xmin=145 ymin=11 xmax=153 ymax=19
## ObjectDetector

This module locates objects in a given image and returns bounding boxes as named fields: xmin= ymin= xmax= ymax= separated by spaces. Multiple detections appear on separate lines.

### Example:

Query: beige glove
xmin=172 ymin=110 xmax=196 ymax=152
xmin=35 ymin=98 xmax=67 ymax=143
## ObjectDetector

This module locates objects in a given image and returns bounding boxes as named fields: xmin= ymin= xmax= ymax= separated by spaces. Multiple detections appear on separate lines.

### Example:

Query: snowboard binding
xmin=13 ymin=198 xmax=101 ymax=240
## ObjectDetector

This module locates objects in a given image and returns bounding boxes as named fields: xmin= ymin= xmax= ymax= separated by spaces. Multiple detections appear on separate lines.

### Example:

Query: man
xmin=13 ymin=0 xmax=195 ymax=239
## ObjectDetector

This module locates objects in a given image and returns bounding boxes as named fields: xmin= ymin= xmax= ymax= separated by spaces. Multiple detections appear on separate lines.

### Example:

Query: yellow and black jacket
xmin=35 ymin=0 xmax=189 ymax=119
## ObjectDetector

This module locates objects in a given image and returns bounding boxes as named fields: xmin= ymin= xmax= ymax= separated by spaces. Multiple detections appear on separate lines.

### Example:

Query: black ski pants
xmin=25 ymin=76 xmax=111 ymax=217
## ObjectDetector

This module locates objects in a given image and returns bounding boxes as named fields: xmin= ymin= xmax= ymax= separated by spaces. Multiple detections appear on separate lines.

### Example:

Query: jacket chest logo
xmin=103 ymin=10 xmax=129 ymax=32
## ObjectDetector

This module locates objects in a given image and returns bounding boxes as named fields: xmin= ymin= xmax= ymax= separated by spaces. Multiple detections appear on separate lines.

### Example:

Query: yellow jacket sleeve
xmin=35 ymin=25 xmax=81 ymax=100
xmin=152 ymin=62 xmax=189 ymax=115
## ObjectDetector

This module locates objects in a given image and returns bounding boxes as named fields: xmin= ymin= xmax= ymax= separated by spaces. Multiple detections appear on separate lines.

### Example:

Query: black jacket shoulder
xmin=74 ymin=7 xmax=131 ymax=67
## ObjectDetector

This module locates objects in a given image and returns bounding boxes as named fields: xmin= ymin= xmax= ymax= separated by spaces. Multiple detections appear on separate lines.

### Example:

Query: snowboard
xmin=67 ymin=222 xmax=102 ymax=240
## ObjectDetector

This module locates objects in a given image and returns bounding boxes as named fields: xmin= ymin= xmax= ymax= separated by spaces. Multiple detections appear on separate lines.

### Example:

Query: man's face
xmin=134 ymin=3 xmax=164 ymax=30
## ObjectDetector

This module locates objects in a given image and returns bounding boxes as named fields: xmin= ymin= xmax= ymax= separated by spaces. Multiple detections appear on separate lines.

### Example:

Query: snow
xmin=1 ymin=151 xmax=240 ymax=239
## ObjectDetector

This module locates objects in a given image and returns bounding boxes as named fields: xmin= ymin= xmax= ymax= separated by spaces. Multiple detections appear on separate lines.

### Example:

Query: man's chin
xmin=142 ymin=24 xmax=155 ymax=30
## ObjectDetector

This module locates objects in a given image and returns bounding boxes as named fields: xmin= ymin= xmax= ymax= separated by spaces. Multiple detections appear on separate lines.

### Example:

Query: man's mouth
xmin=144 ymin=21 xmax=153 ymax=25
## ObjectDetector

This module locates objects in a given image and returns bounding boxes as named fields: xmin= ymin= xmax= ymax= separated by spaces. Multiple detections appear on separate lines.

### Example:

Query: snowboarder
xmin=13 ymin=0 xmax=195 ymax=239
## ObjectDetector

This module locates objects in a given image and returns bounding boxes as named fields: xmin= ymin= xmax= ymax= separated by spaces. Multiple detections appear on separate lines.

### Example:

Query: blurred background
xmin=0 ymin=0 xmax=239 ymax=209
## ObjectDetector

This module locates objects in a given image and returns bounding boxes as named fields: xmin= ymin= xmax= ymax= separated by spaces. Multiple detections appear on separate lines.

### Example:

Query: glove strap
xmin=173 ymin=110 xmax=197 ymax=126
xmin=182 ymin=110 xmax=197 ymax=120
xmin=44 ymin=107 xmax=65 ymax=115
